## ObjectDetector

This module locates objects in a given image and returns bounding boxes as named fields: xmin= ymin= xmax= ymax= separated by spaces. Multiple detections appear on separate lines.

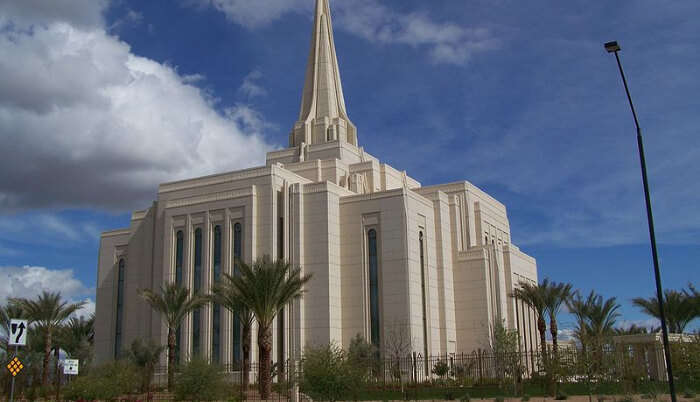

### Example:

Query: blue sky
xmin=0 ymin=0 xmax=697 ymax=333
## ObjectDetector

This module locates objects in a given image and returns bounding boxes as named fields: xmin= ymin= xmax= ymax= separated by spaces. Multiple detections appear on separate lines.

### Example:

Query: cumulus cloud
xmin=0 ymin=0 xmax=108 ymax=29
xmin=197 ymin=0 xmax=496 ymax=65
xmin=0 ymin=265 xmax=92 ymax=304
xmin=0 ymin=2 xmax=274 ymax=212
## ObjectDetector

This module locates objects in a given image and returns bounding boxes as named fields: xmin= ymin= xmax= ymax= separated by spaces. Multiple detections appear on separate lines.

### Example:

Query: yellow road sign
xmin=6 ymin=357 xmax=23 ymax=377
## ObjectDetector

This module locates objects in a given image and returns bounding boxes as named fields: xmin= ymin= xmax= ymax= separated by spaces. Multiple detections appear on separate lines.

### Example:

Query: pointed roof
xmin=297 ymin=0 xmax=352 ymax=128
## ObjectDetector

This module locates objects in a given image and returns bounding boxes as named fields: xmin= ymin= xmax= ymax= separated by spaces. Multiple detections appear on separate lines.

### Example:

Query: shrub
xmin=555 ymin=392 xmax=568 ymax=400
xmin=459 ymin=392 xmax=471 ymax=402
xmin=173 ymin=358 xmax=228 ymax=401
xmin=495 ymin=396 xmax=505 ymax=402
xmin=300 ymin=343 xmax=362 ymax=402
xmin=682 ymin=389 xmax=697 ymax=398
xmin=617 ymin=396 xmax=636 ymax=402
xmin=521 ymin=394 xmax=531 ymax=401
xmin=432 ymin=360 xmax=450 ymax=378
xmin=63 ymin=360 xmax=140 ymax=401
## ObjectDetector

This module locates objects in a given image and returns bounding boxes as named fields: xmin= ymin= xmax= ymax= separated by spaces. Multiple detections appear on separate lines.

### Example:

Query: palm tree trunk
xmin=538 ymin=314 xmax=547 ymax=368
xmin=258 ymin=325 xmax=273 ymax=399
xmin=42 ymin=330 xmax=52 ymax=386
xmin=242 ymin=326 xmax=251 ymax=391
xmin=168 ymin=327 xmax=176 ymax=391
xmin=54 ymin=346 xmax=60 ymax=392
xmin=550 ymin=318 xmax=558 ymax=356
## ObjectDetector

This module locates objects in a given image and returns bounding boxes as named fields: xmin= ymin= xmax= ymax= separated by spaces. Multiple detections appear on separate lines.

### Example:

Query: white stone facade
xmin=94 ymin=0 xmax=539 ymax=366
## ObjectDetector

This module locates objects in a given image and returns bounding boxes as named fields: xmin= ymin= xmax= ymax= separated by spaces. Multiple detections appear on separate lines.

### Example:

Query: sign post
xmin=7 ymin=318 xmax=28 ymax=402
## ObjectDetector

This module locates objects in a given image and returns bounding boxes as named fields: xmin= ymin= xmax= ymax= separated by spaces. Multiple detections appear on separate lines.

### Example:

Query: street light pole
xmin=604 ymin=41 xmax=676 ymax=402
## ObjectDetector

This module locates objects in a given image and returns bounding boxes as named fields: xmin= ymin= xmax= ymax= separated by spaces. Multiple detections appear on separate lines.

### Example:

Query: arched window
xmin=212 ymin=225 xmax=222 ymax=363
xmin=192 ymin=228 xmax=202 ymax=357
xmin=419 ymin=231 xmax=428 ymax=360
xmin=114 ymin=258 xmax=125 ymax=358
xmin=367 ymin=229 xmax=380 ymax=349
xmin=232 ymin=223 xmax=243 ymax=364
xmin=174 ymin=230 xmax=183 ymax=362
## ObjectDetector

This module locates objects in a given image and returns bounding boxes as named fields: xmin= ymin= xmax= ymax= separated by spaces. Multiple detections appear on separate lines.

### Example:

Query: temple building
xmin=94 ymin=0 xmax=539 ymax=366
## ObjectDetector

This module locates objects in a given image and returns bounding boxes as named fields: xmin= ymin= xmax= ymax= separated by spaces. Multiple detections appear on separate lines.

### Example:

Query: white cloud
xmin=0 ymin=5 xmax=274 ymax=212
xmin=0 ymin=0 xmax=108 ymax=29
xmin=197 ymin=0 xmax=496 ymax=65
xmin=0 ymin=265 xmax=92 ymax=304
xmin=239 ymin=70 xmax=267 ymax=99
xmin=202 ymin=0 xmax=307 ymax=28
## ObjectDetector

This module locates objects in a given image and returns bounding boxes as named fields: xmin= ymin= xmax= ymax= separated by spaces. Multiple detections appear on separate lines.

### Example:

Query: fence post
xmin=478 ymin=348 xmax=483 ymax=384
xmin=412 ymin=352 xmax=417 ymax=385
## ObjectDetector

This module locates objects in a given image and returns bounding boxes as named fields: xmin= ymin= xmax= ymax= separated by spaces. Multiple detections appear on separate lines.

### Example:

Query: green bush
xmin=555 ymin=391 xmax=568 ymax=400
xmin=495 ymin=396 xmax=505 ymax=402
xmin=300 ymin=343 xmax=362 ymax=402
xmin=173 ymin=358 xmax=228 ymax=401
xmin=459 ymin=392 xmax=471 ymax=402
xmin=63 ymin=360 xmax=140 ymax=401
xmin=433 ymin=360 xmax=450 ymax=378
xmin=682 ymin=388 xmax=697 ymax=398
xmin=521 ymin=394 xmax=531 ymax=401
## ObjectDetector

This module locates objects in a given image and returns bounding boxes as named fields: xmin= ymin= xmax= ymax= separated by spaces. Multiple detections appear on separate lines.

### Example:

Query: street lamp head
xmin=605 ymin=41 xmax=621 ymax=53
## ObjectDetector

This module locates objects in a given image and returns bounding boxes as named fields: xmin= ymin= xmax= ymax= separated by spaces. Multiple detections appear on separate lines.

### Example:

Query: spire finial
xmin=290 ymin=0 xmax=357 ymax=148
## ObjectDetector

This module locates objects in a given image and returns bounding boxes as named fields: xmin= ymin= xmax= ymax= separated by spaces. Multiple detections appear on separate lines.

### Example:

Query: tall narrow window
xmin=114 ymin=258 xmax=125 ymax=358
xmin=419 ymin=232 xmax=428 ymax=360
xmin=232 ymin=223 xmax=242 ymax=365
xmin=192 ymin=228 xmax=202 ymax=357
xmin=277 ymin=191 xmax=285 ymax=366
xmin=368 ymin=229 xmax=380 ymax=349
xmin=212 ymin=225 xmax=222 ymax=363
xmin=175 ymin=231 xmax=183 ymax=362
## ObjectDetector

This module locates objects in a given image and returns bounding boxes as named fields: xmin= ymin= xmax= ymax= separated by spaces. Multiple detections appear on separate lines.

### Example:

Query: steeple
xmin=290 ymin=0 xmax=357 ymax=148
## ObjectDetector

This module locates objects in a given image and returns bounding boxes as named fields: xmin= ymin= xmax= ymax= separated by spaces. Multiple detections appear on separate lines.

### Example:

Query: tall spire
xmin=290 ymin=0 xmax=357 ymax=148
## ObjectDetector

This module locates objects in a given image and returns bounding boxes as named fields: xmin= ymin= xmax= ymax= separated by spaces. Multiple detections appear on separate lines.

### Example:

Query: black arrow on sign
xmin=14 ymin=322 xmax=25 ymax=344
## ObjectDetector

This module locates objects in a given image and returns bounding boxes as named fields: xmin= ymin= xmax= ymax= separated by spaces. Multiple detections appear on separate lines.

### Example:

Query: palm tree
xmin=209 ymin=274 xmax=255 ymax=390
xmin=566 ymin=290 xmax=594 ymax=352
xmin=585 ymin=293 xmax=621 ymax=355
xmin=511 ymin=281 xmax=549 ymax=360
xmin=223 ymin=256 xmax=311 ymax=399
xmin=632 ymin=289 xmax=695 ymax=333
xmin=614 ymin=324 xmax=649 ymax=335
xmin=126 ymin=338 xmax=165 ymax=392
xmin=9 ymin=291 xmax=85 ymax=386
xmin=682 ymin=283 xmax=699 ymax=319
xmin=138 ymin=283 xmax=208 ymax=390
xmin=543 ymin=280 xmax=573 ymax=355
xmin=60 ymin=315 xmax=95 ymax=367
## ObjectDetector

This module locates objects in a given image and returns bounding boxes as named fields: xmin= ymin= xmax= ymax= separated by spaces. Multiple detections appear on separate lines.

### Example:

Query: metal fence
xmin=143 ymin=345 xmax=673 ymax=401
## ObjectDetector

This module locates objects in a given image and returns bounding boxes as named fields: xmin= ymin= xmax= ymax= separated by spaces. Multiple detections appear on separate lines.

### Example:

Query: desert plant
xmin=173 ymin=358 xmax=228 ymax=401
xmin=9 ymin=291 xmax=85 ymax=386
xmin=209 ymin=273 xmax=255 ymax=390
xmin=62 ymin=360 xmax=140 ymax=401
xmin=433 ymin=360 xmax=450 ymax=378
xmin=139 ymin=283 xmax=208 ymax=390
xmin=511 ymin=281 xmax=549 ymax=361
xmin=632 ymin=290 xmax=695 ymax=334
xmin=300 ymin=343 xmax=361 ymax=402
xmin=126 ymin=338 xmax=164 ymax=392
xmin=543 ymin=281 xmax=573 ymax=355
xmin=222 ymin=256 xmax=311 ymax=398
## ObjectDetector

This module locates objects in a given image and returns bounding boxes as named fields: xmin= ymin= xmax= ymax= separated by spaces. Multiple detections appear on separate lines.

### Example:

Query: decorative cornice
xmin=165 ymin=186 xmax=256 ymax=209
xmin=158 ymin=166 xmax=272 ymax=194
xmin=101 ymin=228 xmax=131 ymax=238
